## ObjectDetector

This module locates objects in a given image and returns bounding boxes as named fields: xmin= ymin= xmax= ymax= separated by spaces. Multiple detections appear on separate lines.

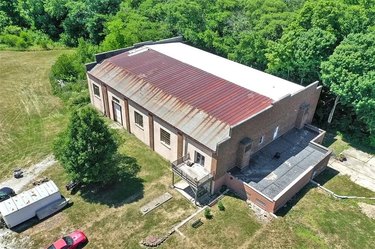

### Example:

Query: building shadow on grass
xmin=313 ymin=166 xmax=339 ymax=186
xmin=275 ymin=183 xmax=314 ymax=217
xmin=275 ymin=167 xmax=339 ymax=217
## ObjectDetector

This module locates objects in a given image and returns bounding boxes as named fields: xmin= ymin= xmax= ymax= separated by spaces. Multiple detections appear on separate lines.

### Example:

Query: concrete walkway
xmin=328 ymin=148 xmax=375 ymax=192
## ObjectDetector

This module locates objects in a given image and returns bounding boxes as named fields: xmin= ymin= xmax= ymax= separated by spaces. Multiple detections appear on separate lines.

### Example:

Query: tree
xmin=54 ymin=106 xmax=139 ymax=184
xmin=266 ymin=27 xmax=336 ymax=84
xmin=321 ymin=31 xmax=375 ymax=145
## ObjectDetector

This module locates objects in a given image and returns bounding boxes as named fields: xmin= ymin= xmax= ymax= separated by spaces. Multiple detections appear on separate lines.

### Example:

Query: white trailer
xmin=0 ymin=181 xmax=62 ymax=228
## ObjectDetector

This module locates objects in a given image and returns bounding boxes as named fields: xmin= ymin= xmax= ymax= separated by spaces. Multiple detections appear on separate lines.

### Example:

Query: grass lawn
xmin=2 ymin=51 xmax=374 ymax=249
xmin=165 ymin=194 xmax=262 ymax=249
xmin=323 ymin=132 xmax=350 ymax=156
xmin=17 ymin=130 xmax=196 ymax=248
xmin=0 ymin=50 xmax=68 ymax=180
xmin=249 ymin=175 xmax=375 ymax=249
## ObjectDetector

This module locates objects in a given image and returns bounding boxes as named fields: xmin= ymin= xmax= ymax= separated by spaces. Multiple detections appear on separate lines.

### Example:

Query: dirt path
xmin=0 ymin=155 xmax=57 ymax=249
xmin=0 ymin=155 xmax=56 ymax=193
xmin=329 ymin=148 xmax=375 ymax=192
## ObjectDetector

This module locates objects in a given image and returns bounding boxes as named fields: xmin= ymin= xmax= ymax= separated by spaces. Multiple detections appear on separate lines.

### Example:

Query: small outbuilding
xmin=0 ymin=181 xmax=62 ymax=228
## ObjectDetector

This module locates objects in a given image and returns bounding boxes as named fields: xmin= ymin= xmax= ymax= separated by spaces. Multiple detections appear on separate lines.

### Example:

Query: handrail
xmin=171 ymin=153 xmax=213 ymax=187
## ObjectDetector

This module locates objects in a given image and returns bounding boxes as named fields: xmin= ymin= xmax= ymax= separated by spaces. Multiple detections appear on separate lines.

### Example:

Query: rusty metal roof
xmin=89 ymin=47 xmax=273 ymax=151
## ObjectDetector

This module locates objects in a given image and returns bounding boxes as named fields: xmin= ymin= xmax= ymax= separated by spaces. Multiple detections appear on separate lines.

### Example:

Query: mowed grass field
xmin=0 ymin=50 xmax=68 ymax=180
xmin=2 ymin=50 xmax=375 ymax=249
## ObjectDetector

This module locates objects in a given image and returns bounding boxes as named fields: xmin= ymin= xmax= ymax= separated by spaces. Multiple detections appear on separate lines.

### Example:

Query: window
xmin=259 ymin=135 xmax=264 ymax=145
xmin=194 ymin=151 xmax=205 ymax=166
xmin=245 ymin=144 xmax=252 ymax=152
xmin=160 ymin=128 xmax=170 ymax=146
xmin=256 ymin=199 xmax=266 ymax=207
xmin=93 ymin=84 xmax=100 ymax=97
xmin=134 ymin=111 xmax=143 ymax=127
xmin=273 ymin=126 xmax=279 ymax=140
xmin=112 ymin=97 xmax=119 ymax=103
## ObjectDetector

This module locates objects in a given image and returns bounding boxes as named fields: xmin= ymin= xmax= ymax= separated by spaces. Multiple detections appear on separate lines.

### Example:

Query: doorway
xmin=112 ymin=101 xmax=123 ymax=125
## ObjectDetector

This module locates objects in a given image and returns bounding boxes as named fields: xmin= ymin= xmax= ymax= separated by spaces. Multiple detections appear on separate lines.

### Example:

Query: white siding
xmin=88 ymin=77 xmax=104 ymax=114
xmin=107 ymin=89 xmax=127 ymax=129
xmin=185 ymin=137 xmax=213 ymax=172
xmin=153 ymin=117 xmax=178 ymax=162
xmin=129 ymin=101 xmax=150 ymax=146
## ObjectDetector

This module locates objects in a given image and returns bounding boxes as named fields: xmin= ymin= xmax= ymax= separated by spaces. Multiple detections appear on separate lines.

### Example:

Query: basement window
xmin=160 ymin=128 xmax=171 ymax=146
xmin=134 ymin=111 xmax=143 ymax=128
xmin=256 ymin=199 xmax=266 ymax=208
xmin=93 ymin=84 xmax=100 ymax=97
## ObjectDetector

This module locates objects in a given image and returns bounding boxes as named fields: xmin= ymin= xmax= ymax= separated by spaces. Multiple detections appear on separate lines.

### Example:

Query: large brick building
xmin=86 ymin=38 xmax=331 ymax=213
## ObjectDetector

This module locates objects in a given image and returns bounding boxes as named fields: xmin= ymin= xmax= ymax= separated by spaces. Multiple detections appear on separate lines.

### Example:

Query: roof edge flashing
xmin=290 ymin=81 xmax=320 ymax=97
xmin=91 ymin=36 xmax=184 ymax=67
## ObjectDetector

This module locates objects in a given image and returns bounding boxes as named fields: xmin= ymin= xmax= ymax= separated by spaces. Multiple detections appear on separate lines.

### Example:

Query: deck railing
xmin=171 ymin=153 xmax=213 ymax=189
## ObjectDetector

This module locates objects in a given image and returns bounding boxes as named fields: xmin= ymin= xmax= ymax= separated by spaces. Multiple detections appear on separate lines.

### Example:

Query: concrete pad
xmin=140 ymin=192 xmax=173 ymax=215
xmin=174 ymin=181 xmax=196 ymax=204
xmin=329 ymin=159 xmax=375 ymax=192
xmin=343 ymin=147 xmax=373 ymax=163
xmin=341 ymin=157 xmax=375 ymax=180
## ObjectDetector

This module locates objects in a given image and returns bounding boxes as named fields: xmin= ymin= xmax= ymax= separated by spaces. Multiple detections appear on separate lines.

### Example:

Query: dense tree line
xmin=1 ymin=0 xmax=374 ymax=146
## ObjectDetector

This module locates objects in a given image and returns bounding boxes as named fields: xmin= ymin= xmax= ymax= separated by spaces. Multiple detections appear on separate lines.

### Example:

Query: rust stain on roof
xmin=89 ymin=48 xmax=274 ymax=151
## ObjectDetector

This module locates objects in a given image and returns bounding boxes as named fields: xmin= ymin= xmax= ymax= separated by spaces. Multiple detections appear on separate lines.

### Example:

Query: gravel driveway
xmin=0 ymin=155 xmax=57 ymax=249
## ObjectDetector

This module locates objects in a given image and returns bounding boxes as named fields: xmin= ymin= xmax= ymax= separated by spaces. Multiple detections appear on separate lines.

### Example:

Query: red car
xmin=47 ymin=230 xmax=88 ymax=249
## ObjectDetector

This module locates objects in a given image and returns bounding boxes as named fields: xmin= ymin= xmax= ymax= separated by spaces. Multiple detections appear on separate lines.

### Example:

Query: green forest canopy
xmin=1 ymin=0 xmax=374 ymax=146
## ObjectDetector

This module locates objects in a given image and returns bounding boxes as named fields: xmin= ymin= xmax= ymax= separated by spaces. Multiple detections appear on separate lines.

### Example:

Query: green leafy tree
xmin=50 ymin=53 xmax=85 ymax=93
xmin=266 ymin=27 xmax=336 ymax=84
xmin=230 ymin=0 xmax=295 ymax=70
xmin=54 ymin=106 xmax=140 ymax=184
xmin=321 ymin=31 xmax=375 ymax=145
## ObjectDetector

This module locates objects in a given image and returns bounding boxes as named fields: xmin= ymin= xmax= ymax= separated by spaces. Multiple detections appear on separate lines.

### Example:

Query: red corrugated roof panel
xmin=107 ymin=49 xmax=272 ymax=126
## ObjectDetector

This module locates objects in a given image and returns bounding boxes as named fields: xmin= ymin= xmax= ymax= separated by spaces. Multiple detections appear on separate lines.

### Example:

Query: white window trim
xmin=134 ymin=111 xmax=144 ymax=129
xmin=92 ymin=83 xmax=101 ymax=98
xmin=273 ymin=126 xmax=279 ymax=140
xmin=259 ymin=135 xmax=264 ymax=145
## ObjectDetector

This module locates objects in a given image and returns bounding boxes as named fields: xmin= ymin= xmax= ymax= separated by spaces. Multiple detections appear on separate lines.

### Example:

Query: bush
xmin=204 ymin=208 xmax=213 ymax=219
xmin=218 ymin=201 xmax=225 ymax=211
xmin=67 ymin=91 xmax=90 ymax=108
xmin=50 ymin=53 xmax=85 ymax=94
xmin=54 ymin=106 xmax=140 ymax=185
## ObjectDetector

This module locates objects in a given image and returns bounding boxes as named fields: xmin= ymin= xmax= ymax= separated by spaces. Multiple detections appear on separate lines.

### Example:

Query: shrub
xmin=53 ymin=106 xmax=140 ymax=185
xmin=204 ymin=208 xmax=213 ymax=219
xmin=50 ymin=53 xmax=85 ymax=94
xmin=218 ymin=201 xmax=225 ymax=211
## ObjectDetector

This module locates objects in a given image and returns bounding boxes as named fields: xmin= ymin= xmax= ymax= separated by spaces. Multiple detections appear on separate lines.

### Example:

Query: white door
xmin=113 ymin=102 xmax=123 ymax=125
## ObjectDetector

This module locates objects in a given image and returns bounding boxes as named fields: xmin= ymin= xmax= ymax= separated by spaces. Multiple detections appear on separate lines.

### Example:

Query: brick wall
xmin=216 ymin=82 xmax=322 ymax=178
xmin=225 ymin=173 xmax=275 ymax=213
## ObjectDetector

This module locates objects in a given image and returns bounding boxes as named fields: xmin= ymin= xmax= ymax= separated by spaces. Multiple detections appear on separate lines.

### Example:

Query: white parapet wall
xmin=0 ymin=181 xmax=61 ymax=228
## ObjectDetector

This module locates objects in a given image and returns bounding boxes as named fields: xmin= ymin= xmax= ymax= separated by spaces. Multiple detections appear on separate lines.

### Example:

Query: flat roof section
xmin=147 ymin=43 xmax=304 ymax=101
xmin=231 ymin=128 xmax=328 ymax=200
